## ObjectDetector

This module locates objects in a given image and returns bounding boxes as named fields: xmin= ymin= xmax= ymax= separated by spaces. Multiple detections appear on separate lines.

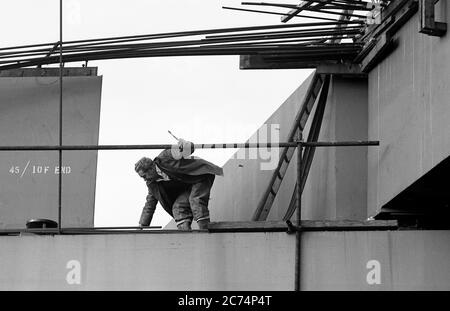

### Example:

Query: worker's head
xmin=135 ymin=157 xmax=156 ymax=181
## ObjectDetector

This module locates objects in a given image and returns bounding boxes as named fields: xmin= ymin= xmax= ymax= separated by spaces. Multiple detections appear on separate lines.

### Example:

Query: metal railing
xmin=0 ymin=140 xmax=378 ymax=233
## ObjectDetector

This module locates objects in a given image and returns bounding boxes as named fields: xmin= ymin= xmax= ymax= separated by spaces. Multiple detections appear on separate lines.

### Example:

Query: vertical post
xmin=58 ymin=0 xmax=63 ymax=234
xmin=295 ymin=131 xmax=303 ymax=291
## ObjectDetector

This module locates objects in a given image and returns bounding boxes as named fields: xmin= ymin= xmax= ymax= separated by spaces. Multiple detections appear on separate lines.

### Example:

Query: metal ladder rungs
xmin=252 ymin=73 xmax=326 ymax=221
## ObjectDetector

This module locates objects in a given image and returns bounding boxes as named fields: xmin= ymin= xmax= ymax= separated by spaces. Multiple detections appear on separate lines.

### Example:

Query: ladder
xmin=252 ymin=73 xmax=327 ymax=221
xmin=283 ymin=74 xmax=330 ymax=221
xmin=281 ymin=11 xmax=349 ymax=221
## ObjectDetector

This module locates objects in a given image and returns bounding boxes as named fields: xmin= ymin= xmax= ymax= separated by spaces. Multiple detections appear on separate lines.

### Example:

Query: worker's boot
xmin=197 ymin=218 xmax=210 ymax=230
xmin=177 ymin=220 xmax=192 ymax=231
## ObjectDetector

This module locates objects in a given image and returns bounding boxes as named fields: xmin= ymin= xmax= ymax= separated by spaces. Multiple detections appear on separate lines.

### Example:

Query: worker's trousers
xmin=160 ymin=174 xmax=215 ymax=225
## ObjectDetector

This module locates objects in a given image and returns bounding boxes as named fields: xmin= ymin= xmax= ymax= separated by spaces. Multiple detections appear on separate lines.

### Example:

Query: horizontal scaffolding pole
xmin=0 ymin=141 xmax=379 ymax=151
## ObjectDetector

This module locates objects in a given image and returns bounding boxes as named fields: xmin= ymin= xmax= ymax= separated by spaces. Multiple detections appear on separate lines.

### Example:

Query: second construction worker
xmin=135 ymin=139 xmax=223 ymax=230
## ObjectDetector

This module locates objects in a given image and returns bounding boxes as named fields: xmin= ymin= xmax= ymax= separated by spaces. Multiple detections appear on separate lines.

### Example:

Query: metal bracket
xmin=419 ymin=0 xmax=447 ymax=37
xmin=286 ymin=220 xmax=300 ymax=234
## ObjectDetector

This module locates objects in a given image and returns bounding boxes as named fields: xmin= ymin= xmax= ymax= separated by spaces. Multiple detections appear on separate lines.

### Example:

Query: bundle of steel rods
xmin=0 ymin=18 xmax=366 ymax=70
xmin=223 ymin=0 xmax=390 ymax=23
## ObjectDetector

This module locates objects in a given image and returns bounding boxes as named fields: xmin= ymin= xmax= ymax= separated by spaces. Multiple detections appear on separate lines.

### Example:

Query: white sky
xmin=2 ymin=0 xmax=312 ymax=227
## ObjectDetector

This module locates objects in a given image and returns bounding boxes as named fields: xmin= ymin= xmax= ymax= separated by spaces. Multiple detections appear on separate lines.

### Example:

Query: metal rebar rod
xmin=0 ymin=21 xmax=358 ymax=55
xmin=282 ymin=0 xmax=314 ymax=23
xmin=47 ymin=27 xmax=363 ymax=52
xmin=204 ymin=25 xmax=363 ymax=38
xmin=0 ymin=40 xmax=364 ymax=67
xmin=303 ymin=7 xmax=367 ymax=18
xmin=0 ymin=47 xmax=361 ymax=68
xmin=0 ymin=141 xmax=379 ymax=151
xmin=0 ymin=20 xmax=366 ymax=69
xmin=222 ymin=6 xmax=347 ymax=22
xmin=0 ymin=41 xmax=58 ymax=53
xmin=312 ymin=0 xmax=374 ymax=10
xmin=204 ymin=27 xmax=363 ymax=41
xmin=0 ymin=37 xmax=364 ymax=66
xmin=0 ymin=23 xmax=369 ymax=65
xmin=198 ymin=36 xmax=357 ymax=48
xmin=0 ymin=49 xmax=52 ymax=59
xmin=0 ymin=30 xmax=363 ymax=62
xmin=49 ymin=38 xmax=363 ymax=58
xmin=332 ymin=0 xmax=375 ymax=6
xmin=243 ymin=2 xmax=307 ymax=10
xmin=0 ymin=50 xmax=359 ymax=69
xmin=55 ymin=20 xmax=361 ymax=45
xmin=62 ymin=27 xmax=356 ymax=50
xmin=248 ymin=0 xmax=367 ymax=18
xmin=242 ymin=2 xmax=373 ymax=11
xmin=131 ymin=41 xmax=361 ymax=52
xmin=0 ymin=42 xmax=362 ymax=65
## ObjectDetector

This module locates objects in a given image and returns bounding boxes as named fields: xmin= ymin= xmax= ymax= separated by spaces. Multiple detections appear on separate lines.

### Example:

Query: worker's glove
xmin=171 ymin=138 xmax=194 ymax=159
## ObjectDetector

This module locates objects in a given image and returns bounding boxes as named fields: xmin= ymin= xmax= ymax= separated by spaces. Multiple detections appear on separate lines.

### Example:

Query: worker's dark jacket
xmin=139 ymin=148 xmax=223 ymax=226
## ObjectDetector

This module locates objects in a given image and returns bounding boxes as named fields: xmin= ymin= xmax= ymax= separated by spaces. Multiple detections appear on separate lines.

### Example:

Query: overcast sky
xmin=2 ymin=0 xmax=311 ymax=227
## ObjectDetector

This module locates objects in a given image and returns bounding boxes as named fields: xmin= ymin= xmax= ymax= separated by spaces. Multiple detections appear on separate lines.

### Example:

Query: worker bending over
xmin=135 ymin=139 xmax=223 ymax=230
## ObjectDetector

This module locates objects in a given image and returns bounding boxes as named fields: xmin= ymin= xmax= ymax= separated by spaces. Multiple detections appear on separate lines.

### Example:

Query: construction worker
xmin=135 ymin=139 xmax=223 ymax=231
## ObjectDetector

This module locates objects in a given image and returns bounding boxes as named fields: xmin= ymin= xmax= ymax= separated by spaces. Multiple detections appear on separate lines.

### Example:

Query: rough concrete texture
xmin=0 ymin=232 xmax=295 ymax=290
xmin=0 ymin=74 xmax=102 ymax=228
xmin=302 ymin=230 xmax=450 ymax=290
xmin=0 ymin=230 xmax=449 ymax=290
xmin=207 ymin=73 xmax=368 ymax=222
xmin=304 ymin=76 xmax=368 ymax=220
xmin=367 ymin=1 xmax=450 ymax=217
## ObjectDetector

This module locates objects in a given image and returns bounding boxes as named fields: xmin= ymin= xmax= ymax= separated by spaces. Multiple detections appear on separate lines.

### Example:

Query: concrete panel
xmin=0 ymin=230 xmax=449 ymax=290
xmin=0 ymin=73 xmax=102 ymax=228
xmin=0 ymin=232 xmax=295 ymax=290
xmin=207 ymin=74 xmax=368 ymax=222
xmin=367 ymin=2 xmax=450 ymax=217
xmin=304 ymin=76 xmax=368 ymax=220
xmin=302 ymin=230 xmax=450 ymax=290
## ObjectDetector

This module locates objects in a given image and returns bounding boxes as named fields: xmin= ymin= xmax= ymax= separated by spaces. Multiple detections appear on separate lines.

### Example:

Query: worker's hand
xmin=171 ymin=138 xmax=194 ymax=159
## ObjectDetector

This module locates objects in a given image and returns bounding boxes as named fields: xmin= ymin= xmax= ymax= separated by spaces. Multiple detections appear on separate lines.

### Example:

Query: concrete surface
xmin=0 ymin=232 xmax=295 ymax=290
xmin=0 ymin=230 xmax=449 ymax=290
xmin=304 ymin=76 xmax=368 ymax=220
xmin=367 ymin=1 xmax=450 ymax=217
xmin=0 ymin=70 xmax=102 ymax=228
xmin=302 ymin=230 xmax=450 ymax=290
